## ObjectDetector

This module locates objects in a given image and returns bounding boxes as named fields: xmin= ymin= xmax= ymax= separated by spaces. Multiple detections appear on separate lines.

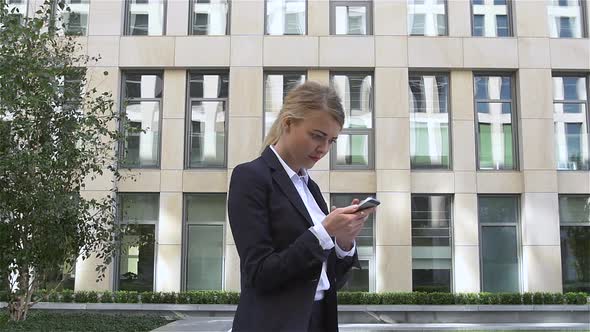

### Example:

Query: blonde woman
xmin=228 ymin=81 xmax=376 ymax=332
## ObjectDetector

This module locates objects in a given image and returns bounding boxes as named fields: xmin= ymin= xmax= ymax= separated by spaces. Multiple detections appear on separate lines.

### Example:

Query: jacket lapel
xmin=262 ymin=146 xmax=314 ymax=227
xmin=307 ymin=179 xmax=329 ymax=215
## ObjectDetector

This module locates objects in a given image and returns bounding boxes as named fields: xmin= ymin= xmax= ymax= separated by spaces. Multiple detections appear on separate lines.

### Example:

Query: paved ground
xmin=152 ymin=318 xmax=590 ymax=331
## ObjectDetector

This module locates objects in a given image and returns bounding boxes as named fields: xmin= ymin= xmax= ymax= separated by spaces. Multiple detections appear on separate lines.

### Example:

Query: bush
xmin=429 ymin=292 xmax=455 ymax=305
xmin=455 ymin=293 xmax=478 ymax=305
xmin=522 ymin=292 xmax=534 ymax=305
xmin=565 ymin=292 xmax=588 ymax=305
xmin=532 ymin=292 xmax=544 ymax=305
xmin=60 ymin=289 xmax=74 ymax=303
xmin=381 ymin=293 xmax=415 ymax=305
xmin=414 ymin=292 xmax=429 ymax=305
xmin=0 ymin=291 xmax=8 ymax=302
xmin=479 ymin=292 xmax=500 ymax=305
xmin=99 ymin=291 xmax=114 ymax=303
xmin=113 ymin=291 xmax=139 ymax=303
xmin=74 ymin=291 xmax=99 ymax=303
xmin=498 ymin=293 xmax=522 ymax=304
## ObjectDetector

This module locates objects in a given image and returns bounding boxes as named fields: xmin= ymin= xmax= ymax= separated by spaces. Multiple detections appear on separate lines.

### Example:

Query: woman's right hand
xmin=321 ymin=204 xmax=366 ymax=240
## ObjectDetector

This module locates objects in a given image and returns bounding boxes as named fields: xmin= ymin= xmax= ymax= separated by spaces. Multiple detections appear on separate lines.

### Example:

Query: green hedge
xmin=0 ymin=290 xmax=587 ymax=305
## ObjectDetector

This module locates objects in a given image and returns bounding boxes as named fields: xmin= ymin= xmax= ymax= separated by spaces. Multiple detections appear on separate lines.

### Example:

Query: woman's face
xmin=280 ymin=110 xmax=342 ymax=170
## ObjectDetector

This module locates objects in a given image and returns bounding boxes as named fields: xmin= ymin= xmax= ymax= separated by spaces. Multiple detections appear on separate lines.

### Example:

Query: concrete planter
xmin=1 ymin=302 xmax=588 ymax=324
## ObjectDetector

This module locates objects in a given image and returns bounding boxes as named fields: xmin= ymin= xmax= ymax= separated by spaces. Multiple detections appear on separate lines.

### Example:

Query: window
xmin=186 ymin=72 xmax=228 ymax=168
xmin=184 ymin=194 xmax=226 ymax=290
xmin=411 ymin=195 xmax=453 ymax=292
xmin=117 ymin=193 xmax=159 ymax=292
xmin=331 ymin=72 xmax=374 ymax=169
xmin=125 ymin=0 xmax=166 ymax=36
xmin=190 ymin=0 xmax=229 ymax=35
xmin=330 ymin=1 xmax=372 ymax=35
xmin=547 ymin=0 xmax=585 ymax=38
xmin=559 ymin=195 xmax=590 ymax=293
xmin=478 ymin=195 xmax=521 ymax=292
xmin=408 ymin=0 xmax=447 ymax=36
xmin=53 ymin=0 xmax=90 ymax=36
xmin=266 ymin=0 xmax=306 ymax=35
xmin=474 ymin=75 xmax=517 ymax=170
xmin=331 ymin=194 xmax=375 ymax=292
xmin=471 ymin=0 xmax=511 ymax=37
xmin=553 ymin=75 xmax=589 ymax=170
xmin=409 ymin=74 xmax=450 ymax=169
xmin=6 ymin=0 xmax=27 ymax=24
xmin=120 ymin=72 xmax=163 ymax=168
xmin=263 ymin=72 xmax=306 ymax=138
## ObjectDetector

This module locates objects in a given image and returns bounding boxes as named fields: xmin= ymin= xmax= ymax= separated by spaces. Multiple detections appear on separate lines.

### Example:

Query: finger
xmin=350 ymin=198 xmax=360 ymax=205
xmin=339 ymin=204 xmax=359 ymax=214
xmin=331 ymin=205 xmax=337 ymax=212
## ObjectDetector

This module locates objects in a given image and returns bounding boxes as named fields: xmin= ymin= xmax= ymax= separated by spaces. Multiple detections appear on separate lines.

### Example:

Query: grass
xmin=0 ymin=310 xmax=172 ymax=331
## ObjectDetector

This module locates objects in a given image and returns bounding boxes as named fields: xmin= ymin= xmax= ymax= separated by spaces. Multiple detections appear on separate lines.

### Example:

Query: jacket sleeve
xmin=228 ymin=164 xmax=329 ymax=294
xmin=334 ymin=248 xmax=361 ymax=290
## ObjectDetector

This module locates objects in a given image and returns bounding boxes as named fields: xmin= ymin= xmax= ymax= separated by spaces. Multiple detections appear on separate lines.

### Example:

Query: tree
xmin=0 ymin=0 xmax=129 ymax=321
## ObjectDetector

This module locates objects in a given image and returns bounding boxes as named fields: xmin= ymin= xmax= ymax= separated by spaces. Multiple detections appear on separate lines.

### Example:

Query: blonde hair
xmin=262 ymin=81 xmax=344 ymax=153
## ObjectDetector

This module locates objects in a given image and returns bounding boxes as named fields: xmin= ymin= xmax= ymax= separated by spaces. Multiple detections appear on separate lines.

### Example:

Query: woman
xmin=228 ymin=81 xmax=376 ymax=332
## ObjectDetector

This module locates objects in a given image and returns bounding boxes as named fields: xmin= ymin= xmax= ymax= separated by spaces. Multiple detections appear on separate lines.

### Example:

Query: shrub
xmin=430 ymin=292 xmax=455 ymax=305
xmin=99 ymin=291 xmax=114 ymax=303
xmin=74 ymin=291 xmax=99 ymax=303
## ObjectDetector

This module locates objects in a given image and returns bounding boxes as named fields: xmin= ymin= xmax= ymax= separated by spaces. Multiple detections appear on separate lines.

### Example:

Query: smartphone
xmin=357 ymin=197 xmax=380 ymax=211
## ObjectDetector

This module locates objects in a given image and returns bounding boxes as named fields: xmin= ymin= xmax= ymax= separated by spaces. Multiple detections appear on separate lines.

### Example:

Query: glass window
xmin=331 ymin=72 xmax=373 ymax=169
xmin=552 ymin=76 xmax=589 ymax=170
xmin=411 ymin=195 xmax=452 ymax=293
xmin=118 ymin=193 xmax=159 ymax=292
xmin=331 ymin=1 xmax=372 ymax=35
xmin=471 ymin=0 xmax=511 ymax=37
xmin=6 ymin=0 xmax=27 ymax=24
xmin=559 ymin=195 xmax=590 ymax=293
xmin=125 ymin=0 xmax=166 ymax=36
xmin=190 ymin=0 xmax=229 ymax=35
xmin=263 ymin=72 xmax=306 ymax=137
xmin=547 ymin=0 xmax=584 ymax=38
xmin=408 ymin=0 xmax=447 ymax=36
xmin=474 ymin=75 xmax=516 ymax=170
xmin=409 ymin=74 xmax=450 ymax=169
xmin=332 ymin=194 xmax=375 ymax=292
xmin=184 ymin=194 xmax=226 ymax=291
xmin=478 ymin=195 xmax=520 ymax=293
xmin=187 ymin=72 xmax=228 ymax=168
xmin=54 ymin=0 xmax=89 ymax=36
xmin=266 ymin=0 xmax=306 ymax=35
xmin=120 ymin=72 xmax=163 ymax=168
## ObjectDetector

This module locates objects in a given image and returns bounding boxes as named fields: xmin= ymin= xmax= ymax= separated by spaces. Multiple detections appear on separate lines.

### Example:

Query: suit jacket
xmin=228 ymin=146 xmax=360 ymax=332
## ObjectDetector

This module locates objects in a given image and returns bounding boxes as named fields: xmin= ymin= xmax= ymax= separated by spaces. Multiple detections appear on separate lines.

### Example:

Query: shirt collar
xmin=269 ymin=145 xmax=309 ymax=184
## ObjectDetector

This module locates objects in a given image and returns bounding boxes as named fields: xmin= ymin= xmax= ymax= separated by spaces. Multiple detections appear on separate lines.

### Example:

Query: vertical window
xmin=120 ymin=72 xmax=163 ymax=168
xmin=331 ymin=72 xmax=374 ymax=169
xmin=559 ymin=195 xmax=590 ymax=293
xmin=332 ymin=194 xmax=375 ymax=292
xmin=184 ymin=194 xmax=225 ymax=291
xmin=330 ymin=1 xmax=372 ymax=35
xmin=263 ymin=72 xmax=306 ymax=137
xmin=408 ymin=0 xmax=447 ymax=36
xmin=190 ymin=0 xmax=229 ymax=35
xmin=471 ymin=0 xmax=511 ymax=37
xmin=547 ymin=0 xmax=585 ymax=38
xmin=411 ymin=195 xmax=453 ymax=292
xmin=266 ymin=0 xmax=306 ymax=35
xmin=474 ymin=75 xmax=517 ymax=170
xmin=125 ymin=0 xmax=166 ymax=36
xmin=6 ymin=0 xmax=27 ymax=23
xmin=478 ymin=195 xmax=520 ymax=292
xmin=186 ymin=72 xmax=228 ymax=168
xmin=552 ymin=75 xmax=589 ymax=170
xmin=117 ymin=193 xmax=159 ymax=292
xmin=409 ymin=74 xmax=450 ymax=169
xmin=54 ymin=0 xmax=90 ymax=36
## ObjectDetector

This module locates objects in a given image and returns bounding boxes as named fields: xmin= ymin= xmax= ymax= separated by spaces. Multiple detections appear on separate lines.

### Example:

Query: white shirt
xmin=269 ymin=145 xmax=356 ymax=301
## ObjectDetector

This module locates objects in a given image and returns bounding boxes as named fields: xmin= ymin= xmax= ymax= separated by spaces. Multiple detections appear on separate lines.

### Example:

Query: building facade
xmin=9 ymin=0 xmax=590 ymax=294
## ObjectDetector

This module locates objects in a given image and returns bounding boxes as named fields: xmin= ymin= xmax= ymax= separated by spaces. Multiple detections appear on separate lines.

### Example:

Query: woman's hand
xmin=322 ymin=198 xmax=377 ymax=250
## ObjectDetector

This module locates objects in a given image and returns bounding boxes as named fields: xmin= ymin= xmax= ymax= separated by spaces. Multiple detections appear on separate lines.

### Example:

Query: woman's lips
xmin=309 ymin=156 xmax=320 ymax=162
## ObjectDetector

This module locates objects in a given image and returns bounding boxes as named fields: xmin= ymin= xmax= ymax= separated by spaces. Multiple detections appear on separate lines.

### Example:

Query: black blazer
xmin=228 ymin=146 xmax=360 ymax=332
